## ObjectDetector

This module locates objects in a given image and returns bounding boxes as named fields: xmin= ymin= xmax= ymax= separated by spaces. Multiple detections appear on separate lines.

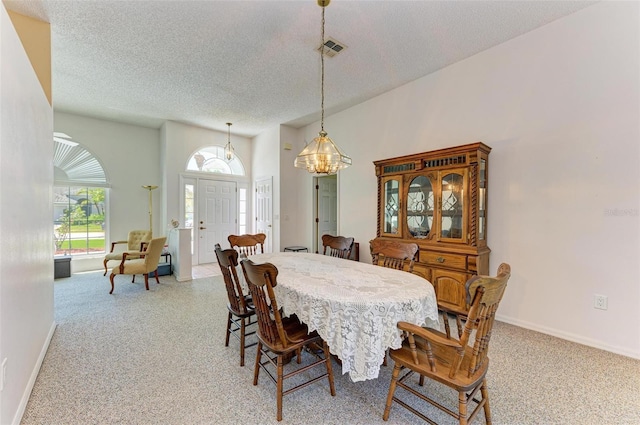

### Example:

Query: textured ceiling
xmin=5 ymin=0 xmax=596 ymax=137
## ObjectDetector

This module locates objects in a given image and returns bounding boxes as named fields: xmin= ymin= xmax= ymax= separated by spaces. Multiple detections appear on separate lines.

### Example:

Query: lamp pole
xmin=142 ymin=185 xmax=158 ymax=235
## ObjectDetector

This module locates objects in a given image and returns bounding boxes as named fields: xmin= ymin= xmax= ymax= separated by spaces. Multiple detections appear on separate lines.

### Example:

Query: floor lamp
xmin=142 ymin=185 xmax=158 ymax=235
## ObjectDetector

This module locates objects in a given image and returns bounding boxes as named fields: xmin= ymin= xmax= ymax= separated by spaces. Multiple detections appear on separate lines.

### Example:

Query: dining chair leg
xmin=481 ymin=379 xmax=492 ymax=425
xmin=239 ymin=317 xmax=246 ymax=366
xmin=322 ymin=341 xmax=336 ymax=396
xmin=382 ymin=363 xmax=402 ymax=421
xmin=224 ymin=312 xmax=232 ymax=347
xmin=443 ymin=312 xmax=453 ymax=338
xmin=459 ymin=390 xmax=468 ymax=425
xmin=253 ymin=342 xmax=262 ymax=386
xmin=277 ymin=354 xmax=284 ymax=421
xmin=455 ymin=315 xmax=464 ymax=338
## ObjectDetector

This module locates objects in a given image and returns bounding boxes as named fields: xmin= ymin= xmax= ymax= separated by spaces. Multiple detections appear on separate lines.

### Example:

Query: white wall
xmin=279 ymin=124 xmax=311 ymax=251
xmin=289 ymin=1 xmax=640 ymax=358
xmin=0 ymin=7 xmax=54 ymax=424
xmin=252 ymin=125 xmax=281 ymax=251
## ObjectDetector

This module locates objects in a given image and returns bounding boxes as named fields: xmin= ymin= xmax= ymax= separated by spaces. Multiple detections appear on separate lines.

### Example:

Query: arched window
xmin=53 ymin=132 xmax=108 ymax=256
xmin=186 ymin=146 xmax=245 ymax=175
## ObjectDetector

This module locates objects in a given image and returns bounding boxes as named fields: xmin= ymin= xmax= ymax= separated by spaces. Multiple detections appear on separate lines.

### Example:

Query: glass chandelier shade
xmin=294 ymin=0 xmax=351 ymax=175
xmin=224 ymin=122 xmax=235 ymax=161
xmin=294 ymin=130 xmax=352 ymax=174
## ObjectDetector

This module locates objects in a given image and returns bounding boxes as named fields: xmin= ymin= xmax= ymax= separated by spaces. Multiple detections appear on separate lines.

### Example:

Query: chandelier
xmin=224 ymin=122 xmax=235 ymax=161
xmin=294 ymin=0 xmax=352 ymax=175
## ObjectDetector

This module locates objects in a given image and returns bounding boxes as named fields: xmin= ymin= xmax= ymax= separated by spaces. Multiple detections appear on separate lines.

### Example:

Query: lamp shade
xmin=294 ymin=130 xmax=352 ymax=175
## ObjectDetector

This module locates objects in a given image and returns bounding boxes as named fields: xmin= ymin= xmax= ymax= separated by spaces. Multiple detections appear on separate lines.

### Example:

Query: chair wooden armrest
xmin=121 ymin=251 xmax=145 ymax=261
xmin=438 ymin=304 xmax=467 ymax=316
xmin=109 ymin=240 xmax=127 ymax=252
xmin=397 ymin=321 xmax=462 ymax=349
xmin=118 ymin=251 xmax=146 ymax=272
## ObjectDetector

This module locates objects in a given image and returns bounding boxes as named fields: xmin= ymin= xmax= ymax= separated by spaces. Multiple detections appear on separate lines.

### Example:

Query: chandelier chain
xmin=320 ymin=4 xmax=325 ymax=132
xmin=293 ymin=0 xmax=351 ymax=175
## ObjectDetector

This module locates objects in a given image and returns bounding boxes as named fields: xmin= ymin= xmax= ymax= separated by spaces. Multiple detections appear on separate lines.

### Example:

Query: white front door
xmin=198 ymin=179 xmax=237 ymax=264
xmin=255 ymin=177 xmax=273 ymax=253
xmin=316 ymin=175 xmax=337 ymax=253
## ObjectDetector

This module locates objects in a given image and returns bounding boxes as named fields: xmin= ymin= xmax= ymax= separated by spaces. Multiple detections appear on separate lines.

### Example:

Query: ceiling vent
xmin=318 ymin=37 xmax=347 ymax=58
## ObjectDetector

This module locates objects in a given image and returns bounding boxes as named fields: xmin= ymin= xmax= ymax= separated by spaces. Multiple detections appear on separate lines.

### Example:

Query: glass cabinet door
xmin=440 ymin=171 xmax=465 ymax=240
xmin=407 ymin=175 xmax=433 ymax=239
xmin=382 ymin=177 xmax=401 ymax=235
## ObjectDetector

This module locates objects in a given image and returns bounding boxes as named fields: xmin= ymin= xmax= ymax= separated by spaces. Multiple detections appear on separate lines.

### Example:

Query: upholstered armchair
xmin=109 ymin=236 xmax=167 ymax=294
xmin=103 ymin=230 xmax=152 ymax=275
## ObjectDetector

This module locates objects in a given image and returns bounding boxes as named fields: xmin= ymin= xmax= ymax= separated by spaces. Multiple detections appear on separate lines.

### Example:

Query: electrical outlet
xmin=594 ymin=294 xmax=608 ymax=310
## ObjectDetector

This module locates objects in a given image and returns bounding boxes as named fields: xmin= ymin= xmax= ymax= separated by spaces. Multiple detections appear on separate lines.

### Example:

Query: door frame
xmin=180 ymin=174 xmax=250 ymax=265
xmin=254 ymin=176 xmax=273 ymax=253
xmin=313 ymin=175 xmax=339 ymax=254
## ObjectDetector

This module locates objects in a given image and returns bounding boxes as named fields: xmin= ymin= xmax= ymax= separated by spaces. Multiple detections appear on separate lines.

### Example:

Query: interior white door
xmin=255 ymin=177 xmax=273 ymax=253
xmin=197 ymin=179 xmax=237 ymax=264
xmin=316 ymin=175 xmax=337 ymax=253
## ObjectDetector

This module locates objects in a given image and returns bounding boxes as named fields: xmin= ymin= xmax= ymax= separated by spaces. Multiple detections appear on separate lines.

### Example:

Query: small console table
xmin=284 ymin=246 xmax=308 ymax=252
xmin=150 ymin=252 xmax=172 ymax=277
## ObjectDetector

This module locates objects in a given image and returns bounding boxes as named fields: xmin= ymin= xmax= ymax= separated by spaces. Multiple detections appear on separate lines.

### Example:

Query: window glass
xmin=184 ymin=183 xmax=195 ymax=255
xmin=239 ymin=188 xmax=247 ymax=235
xmin=54 ymin=186 xmax=106 ymax=255
xmin=186 ymin=146 xmax=245 ymax=175
xmin=54 ymin=134 xmax=108 ymax=256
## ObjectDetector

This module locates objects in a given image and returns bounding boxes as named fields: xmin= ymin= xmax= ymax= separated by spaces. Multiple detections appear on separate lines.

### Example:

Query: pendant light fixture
xmin=224 ymin=122 xmax=235 ymax=161
xmin=294 ymin=0 xmax=352 ymax=175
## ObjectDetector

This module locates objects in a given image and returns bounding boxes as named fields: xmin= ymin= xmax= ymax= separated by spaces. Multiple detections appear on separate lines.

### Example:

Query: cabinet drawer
xmin=421 ymin=252 xmax=467 ymax=270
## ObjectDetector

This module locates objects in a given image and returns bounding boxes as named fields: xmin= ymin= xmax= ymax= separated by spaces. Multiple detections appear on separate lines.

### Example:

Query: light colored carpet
xmin=20 ymin=270 xmax=640 ymax=425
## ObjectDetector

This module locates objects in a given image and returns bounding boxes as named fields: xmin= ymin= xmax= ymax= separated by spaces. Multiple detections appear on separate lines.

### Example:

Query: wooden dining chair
xmin=440 ymin=263 xmax=512 ymax=339
xmin=214 ymin=244 xmax=257 ymax=366
xmin=321 ymin=234 xmax=355 ymax=259
xmin=369 ymin=238 xmax=419 ymax=273
xmin=240 ymin=258 xmax=336 ymax=421
xmin=382 ymin=263 xmax=511 ymax=425
xmin=228 ymin=233 xmax=266 ymax=256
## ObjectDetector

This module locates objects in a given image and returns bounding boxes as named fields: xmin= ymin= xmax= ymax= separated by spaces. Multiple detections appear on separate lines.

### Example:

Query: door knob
xmin=199 ymin=226 xmax=206 ymax=230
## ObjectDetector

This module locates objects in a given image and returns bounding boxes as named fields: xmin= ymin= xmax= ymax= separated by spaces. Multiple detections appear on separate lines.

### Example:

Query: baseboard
xmin=175 ymin=273 xmax=191 ymax=282
xmin=13 ymin=321 xmax=57 ymax=425
xmin=496 ymin=313 xmax=640 ymax=360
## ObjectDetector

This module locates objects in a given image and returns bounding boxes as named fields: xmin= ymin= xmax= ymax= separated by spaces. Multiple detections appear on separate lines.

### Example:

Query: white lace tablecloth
xmin=248 ymin=252 xmax=438 ymax=382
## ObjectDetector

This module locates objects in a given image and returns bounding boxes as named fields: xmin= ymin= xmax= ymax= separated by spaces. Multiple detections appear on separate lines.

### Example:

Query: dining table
xmin=247 ymin=252 xmax=439 ymax=382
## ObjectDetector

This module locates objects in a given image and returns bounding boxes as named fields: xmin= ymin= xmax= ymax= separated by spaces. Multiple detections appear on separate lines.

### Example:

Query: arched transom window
xmin=186 ymin=146 xmax=245 ymax=175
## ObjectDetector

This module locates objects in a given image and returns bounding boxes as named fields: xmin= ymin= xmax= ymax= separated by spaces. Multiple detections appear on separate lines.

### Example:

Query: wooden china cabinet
xmin=374 ymin=142 xmax=491 ymax=313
